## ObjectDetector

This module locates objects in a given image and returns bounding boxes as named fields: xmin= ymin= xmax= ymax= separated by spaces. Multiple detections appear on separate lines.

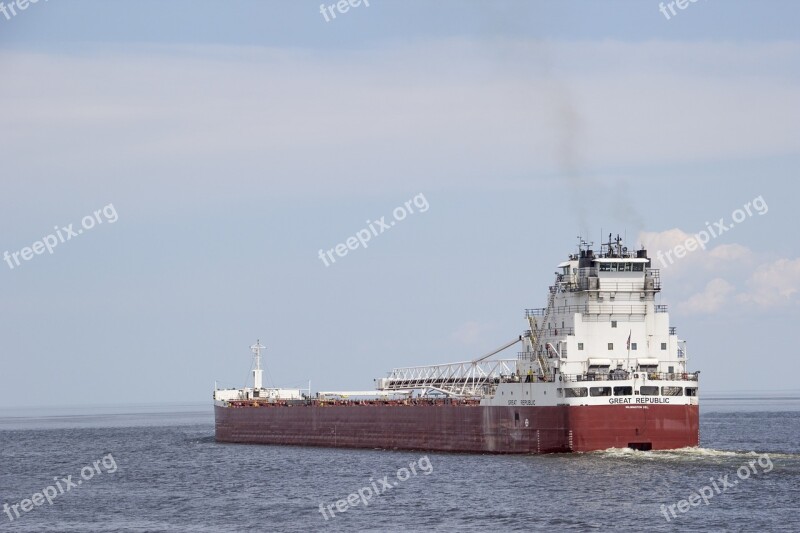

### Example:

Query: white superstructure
xmin=213 ymin=340 xmax=304 ymax=404
xmin=377 ymin=235 xmax=699 ymax=409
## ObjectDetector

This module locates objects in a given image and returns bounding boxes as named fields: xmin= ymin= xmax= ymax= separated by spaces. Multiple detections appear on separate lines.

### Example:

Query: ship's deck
xmin=223 ymin=398 xmax=483 ymax=408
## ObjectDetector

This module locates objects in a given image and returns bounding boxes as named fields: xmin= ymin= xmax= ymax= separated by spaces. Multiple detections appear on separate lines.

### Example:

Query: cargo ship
xmin=214 ymin=236 xmax=699 ymax=453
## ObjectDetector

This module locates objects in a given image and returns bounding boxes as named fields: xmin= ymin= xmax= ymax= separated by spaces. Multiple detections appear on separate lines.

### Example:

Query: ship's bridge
xmin=517 ymin=235 xmax=687 ymax=382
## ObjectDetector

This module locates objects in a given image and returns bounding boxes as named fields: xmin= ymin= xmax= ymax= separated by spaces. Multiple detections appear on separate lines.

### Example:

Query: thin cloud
xmin=678 ymin=278 xmax=735 ymax=315
xmin=0 ymin=40 xmax=798 ymax=213
xmin=739 ymin=258 xmax=800 ymax=307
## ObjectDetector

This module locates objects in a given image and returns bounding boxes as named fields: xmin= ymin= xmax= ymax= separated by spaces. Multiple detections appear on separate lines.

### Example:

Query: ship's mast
xmin=250 ymin=339 xmax=265 ymax=390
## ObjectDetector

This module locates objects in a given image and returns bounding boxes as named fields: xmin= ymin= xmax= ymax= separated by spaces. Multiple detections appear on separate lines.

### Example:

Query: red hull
xmin=214 ymin=403 xmax=698 ymax=453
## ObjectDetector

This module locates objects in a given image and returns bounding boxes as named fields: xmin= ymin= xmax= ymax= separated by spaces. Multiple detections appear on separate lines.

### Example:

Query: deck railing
xmin=559 ymin=371 xmax=699 ymax=383
xmin=527 ymin=304 xmax=667 ymax=317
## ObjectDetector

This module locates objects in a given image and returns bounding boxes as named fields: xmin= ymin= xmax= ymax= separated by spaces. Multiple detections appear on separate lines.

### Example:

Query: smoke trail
xmin=475 ymin=3 xmax=645 ymax=238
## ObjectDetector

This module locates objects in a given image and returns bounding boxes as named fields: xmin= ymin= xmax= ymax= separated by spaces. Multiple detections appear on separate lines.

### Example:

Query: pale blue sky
xmin=1 ymin=1 xmax=799 ymax=406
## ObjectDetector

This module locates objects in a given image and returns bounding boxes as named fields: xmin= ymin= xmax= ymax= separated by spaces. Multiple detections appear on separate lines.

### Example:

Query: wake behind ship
xmin=214 ymin=236 xmax=699 ymax=453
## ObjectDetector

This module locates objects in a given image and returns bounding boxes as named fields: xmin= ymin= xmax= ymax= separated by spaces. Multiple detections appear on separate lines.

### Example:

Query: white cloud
xmin=739 ymin=258 xmax=800 ymax=307
xmin=638 ymin=229 xmax=754 ymax=276
xmin=639 ymin=229 xmax=695 ymax=266
xmin=640 ymin=230 xmax=800 ymax=312
xmin=708 ymin=243 xmax=753 ymax=262
xmin=678 ymin=278 xmax=735 ymax=315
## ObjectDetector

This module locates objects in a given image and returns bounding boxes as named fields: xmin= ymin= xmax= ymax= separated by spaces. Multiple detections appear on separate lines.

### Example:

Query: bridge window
xmin=600 ymin=263 xmax=611 ymax=272
xmin=633 ymin=263 xmax=644 ymax=272
xmin=640 ymin=386 xmax=659 ymax=396
xmin=614 ymin=386 xmax=633 ymax=396
xmin=590 ymin=387 xmax=612 ymax=397
xmin=685 ymin=387 xmax=698 ymax=397
xmin=564 ymin=387 xmax=588 ymax=398
xmin=662 ymin=386 xmax=683 ymax=396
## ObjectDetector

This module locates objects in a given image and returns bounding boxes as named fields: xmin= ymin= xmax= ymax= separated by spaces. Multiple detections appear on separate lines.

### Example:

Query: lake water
xmin=1 ymin=395 xmax=798 ymax=532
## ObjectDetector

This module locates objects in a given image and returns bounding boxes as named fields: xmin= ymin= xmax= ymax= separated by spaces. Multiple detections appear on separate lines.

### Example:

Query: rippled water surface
xmin=0 ymin=397 xmax=798 ymax=532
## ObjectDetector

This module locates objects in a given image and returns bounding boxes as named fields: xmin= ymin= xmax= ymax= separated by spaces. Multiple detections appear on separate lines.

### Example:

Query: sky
xmin=1 ymin=1 xmax=799 ymax=407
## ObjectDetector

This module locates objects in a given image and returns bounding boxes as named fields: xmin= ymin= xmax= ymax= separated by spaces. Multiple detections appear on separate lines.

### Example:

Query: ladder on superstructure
xmin=527 ymin=273 xmax=560 ymax=382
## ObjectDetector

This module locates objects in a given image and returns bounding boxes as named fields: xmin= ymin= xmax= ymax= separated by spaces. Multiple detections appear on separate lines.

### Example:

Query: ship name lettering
xmin=635 ymin=397 xmax=670 ymax=404
xmin=609 ymin=398 xmax=631 ymax=404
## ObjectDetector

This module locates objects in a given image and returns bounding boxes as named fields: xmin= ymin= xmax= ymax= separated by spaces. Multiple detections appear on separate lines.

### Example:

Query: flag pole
xmin=627 ymin=330 xmax=632 ymax=373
